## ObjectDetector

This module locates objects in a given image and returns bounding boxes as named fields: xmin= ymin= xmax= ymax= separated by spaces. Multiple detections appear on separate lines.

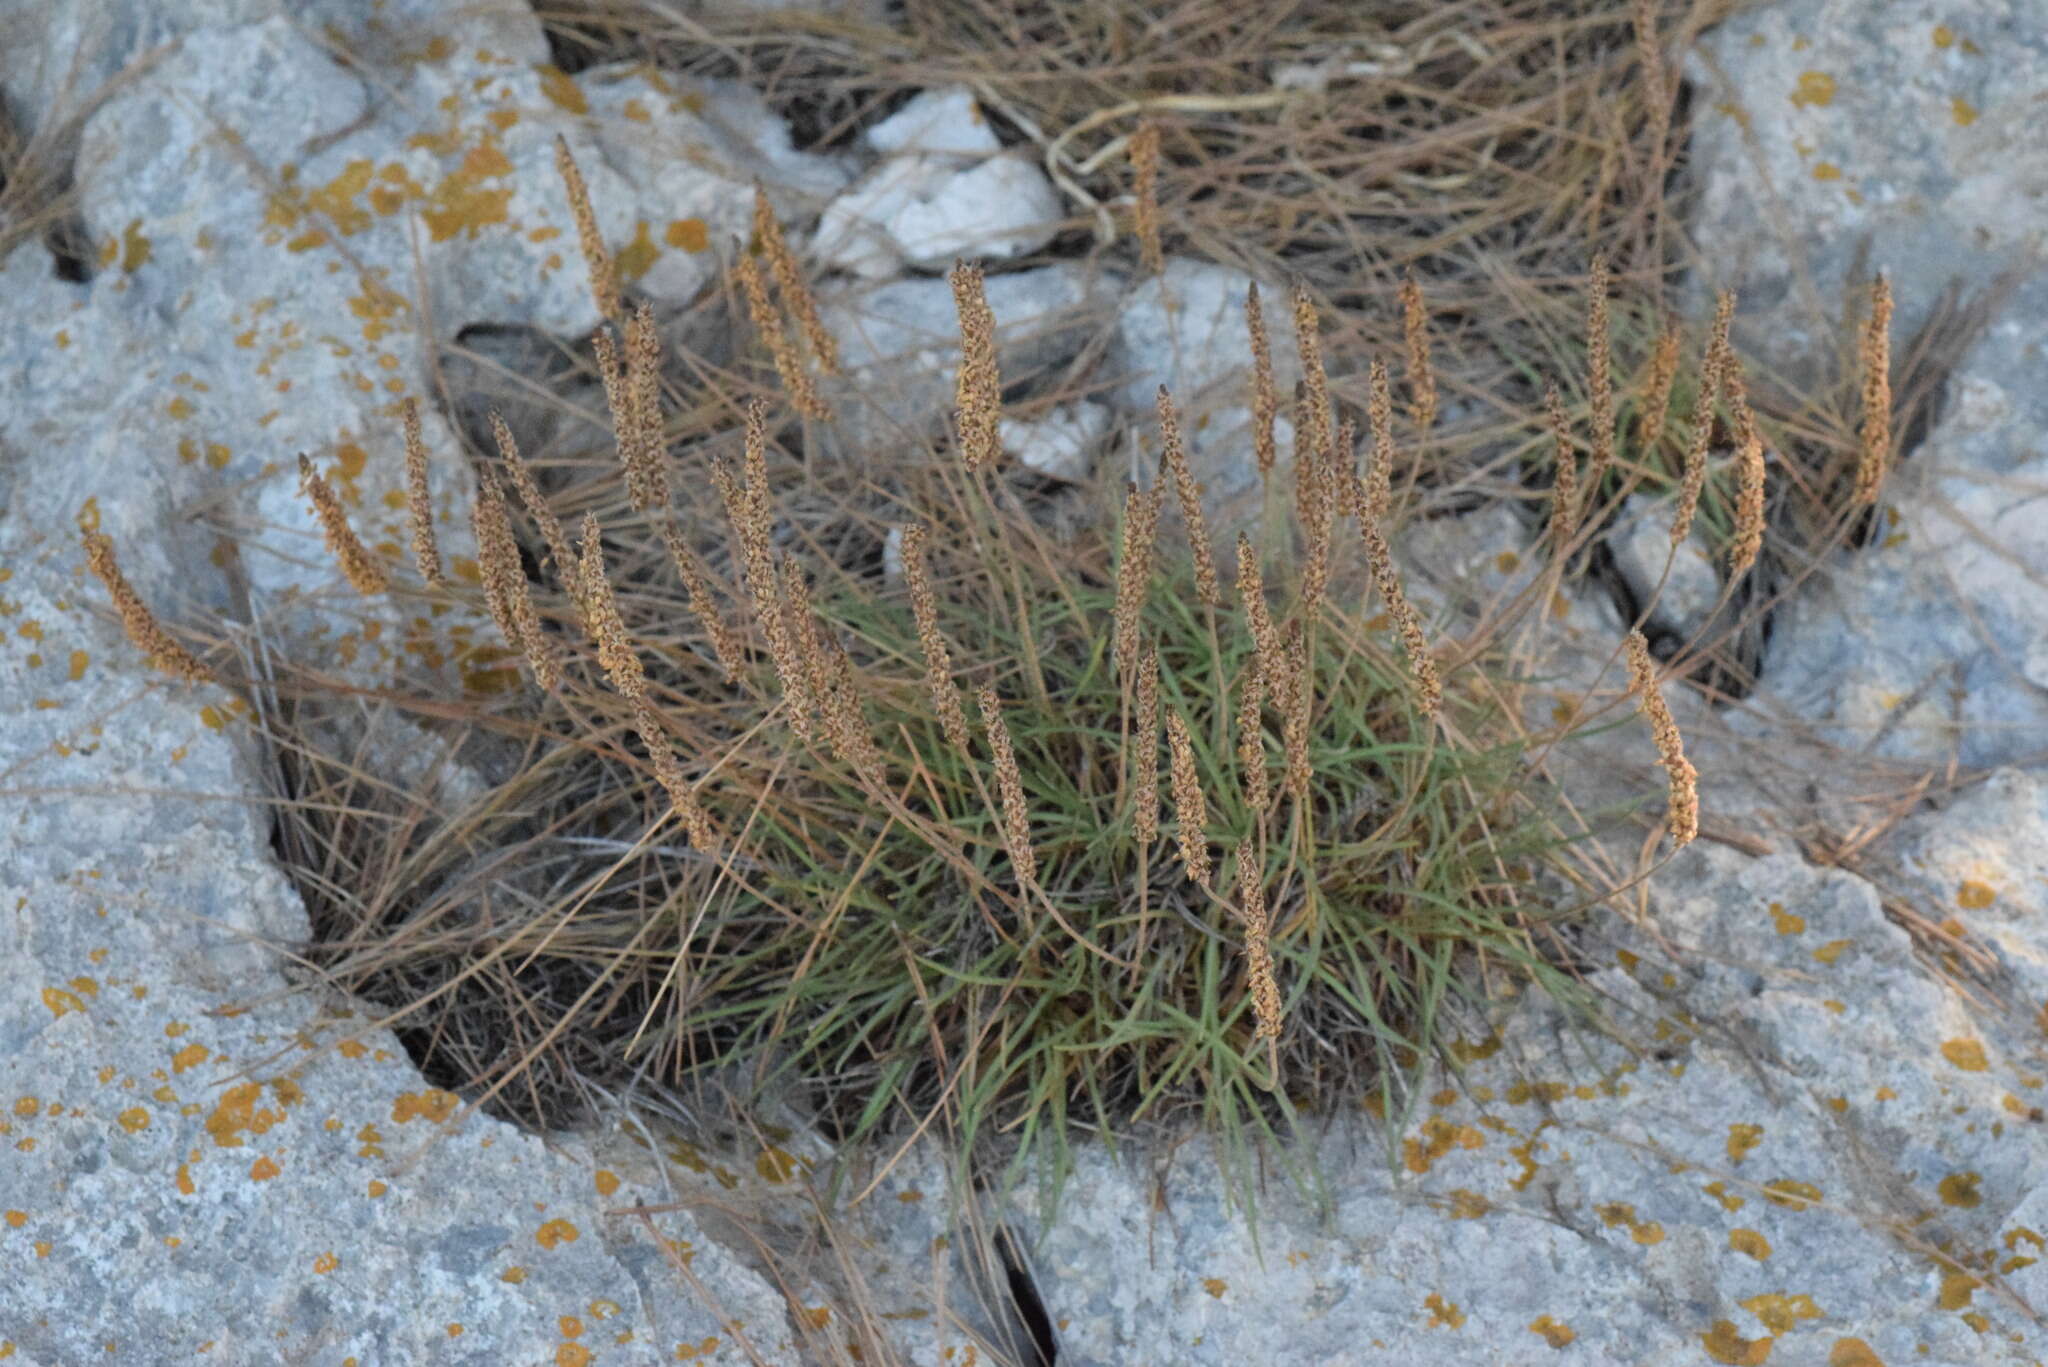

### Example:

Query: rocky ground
xmin=2 ymin=0 xmax=2046 ymax=1363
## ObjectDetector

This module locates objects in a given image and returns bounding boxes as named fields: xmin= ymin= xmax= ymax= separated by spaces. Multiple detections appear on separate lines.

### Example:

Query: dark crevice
xmin=993 ymin=1225 xmax=1058 ymax=1367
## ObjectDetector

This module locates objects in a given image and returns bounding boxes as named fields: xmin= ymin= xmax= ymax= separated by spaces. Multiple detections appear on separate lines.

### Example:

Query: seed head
xmin=978 ymin=686 xmax=1038 ymax=887
xmin=1855 ymin=274 xmax=1893 ymax=506
xmin=1637 ymin=318 xmax=1682 ymax=453
xmin=578 ymin=513 xmax=646 ymax=701
xmin=1129 ymin=121 xmax=1164 ymax=276
xmin=554 ymin=133 xmax=620 ymax=323
xmin=1364 ymin=357 xmax=1397 ymax=526
xmin=490 ymin=412 xmax=574 ymax=590
xmin=1360 ymin=518 xmax=1440 ymax=715
xmin=622 ymin=302 xmax=670 ymax=512
xmin=1245 ymin=283 xmax=1279 ymax=480
xmin=473 ymin=468 xmax=559 ymax=691
xmin=80 ymin=530 xmax=210 ymax=684
xmin=735 ymin=248 xmax=826 ymax=420
xmin=1111 ymin=478 xmax=1163 ymax=685
xmin=902 ymin=524 xmax=971 ymax=758
xmin=1164 ymin=709 xmax=1211 ymax=889
xmin=1624 ymin=629 xmax=1697 ymax=848
xmin=1722 ymin=355 xmax=1767 ymax=579
xmin=1237 ymin=534 xmax=1283 ymax=703
xmin=1235 ymin=661 xmax=1268 ymax=816
xmin=1586 ymin=253 xmax=1615 ymax=491
xmin=1157 ymin=386 xmax=1219 ymax=606
xmin=297 ymin=453 xmax=388 ymax=595
xmin=949 ymin=261 xmax=1002 ymax=473
xmin=1544 ymin=381 xmax=1579 ymax=550
xmin=754 ymin=185 xmax=838 ymax=375
xmin=1280 ymin=623 xmax=1311 ymax=801
xmin=660 ymin=523 xmax=742 ymax=679
xmin=631 ymin=695 xmax=718 ymax=850
xmin=1291 ymin=280 xmax=1334 ymax=470
xmin=1132 ymin=646 xmax=1161 ymax=845
xmin=401 ymin=398 xmax=443 ymax=586
xmin=1232 ymin=849 xmax=1283 ymax=1044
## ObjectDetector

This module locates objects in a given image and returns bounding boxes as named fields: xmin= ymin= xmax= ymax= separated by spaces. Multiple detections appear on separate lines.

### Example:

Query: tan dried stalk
xmin=720 ymin=407 xmax=809 ymax=738
xmin=400 ymin=398 xmax=442 ymax=586
xmin=1624 ymin=630 xmax=1698 ymax=848
xmin=1722 ymin=355 xmax=1767 ymax=578
xmin=1280 ymin=623 xmax=1311 ymax=800
xmin=1132 ymin=646 xmax=1161 ymax=844
xmin=490 ymin=412 xmax=574 ymax=589
xmin=1637 ymin=319 xmax=1682 ymax=452
xmin=297 ymin=453 xmax=388 ymax=595
xmin=821 ymin=639 xmax=885 ymax=787
xmin=753 ymin=185 xmax=838 ymax=375
xmin=81 ymin=530 xmax=210 ymax=684
xmin=659 ymin=525 xmax=742 ymax=679
xmin=592 ymin=322 xmax=630 ymax=464
xmin=902 ymin=524 xmax=972 ymax=757
xmin=1586 ymin=253 xmax=1615 ymax=490
xmin=1291 ymin=382 xmax=1324 ymax=537
xmin=1245 ymin=283 xmax=1279 ymax=479
xmin=622 ymin=302 xmax=670 ymax=512
xmin=554 ymin=133 xmax=620 ymax=323
xmin=1399 ymin=270 xmax=1437 ymax=437
xmin=1111 ymin=479 xmax=1163 ymax=684
xmin=1299 ymin=452 xmax=1333 ymax=613
xmin=1129 ymin=121 xmax=1164 ymax=276
xmin=949 ymin=261 xmax=1002 ymax=473
xmin=1291 ymin=280 xmax=1334 ymax=466
xmin=1164 ymin=709 xmax=1211 ymax=888
xmin=473 ymin=469 xmax=559 ymax=690
xmin=1235 ymin=662 xmax=1268 ymax=816
xmin=1855 ymin=274 xmax=1893 ymax=506
xmin=1236 ymin=534 xmax=1283 ymax=702
xmin=1364 ymin=358 xmax=1397 ymax=524
xmin=977 ymin=686 xmax=1038 ymax=887
xmin=579 ymin=513 xmax=647 ymax=701
xmin=632 ymin=696 xmax=717 ymax=850
xmin=735 ymin=249 xmax=826 ymax=420
xmin=780 ymin=556 xmax=830 ymax=738
xmin=1360 ymin=518 xmax=1441 ymax=715
xmin=1157 ymin=386 xmax=1219 ymax=606
xmin=1544 ymin=381 xmax=1579 ymax=549
xmin=1232 ymin=850 xmax=1283 ymax=1044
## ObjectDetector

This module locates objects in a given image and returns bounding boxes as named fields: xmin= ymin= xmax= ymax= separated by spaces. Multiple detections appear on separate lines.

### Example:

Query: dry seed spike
xmin=1671 ymin=294 xmax=1732 ymax=546
xmin=1164 ymin=709 xmax=1212 ymax=889
xmin=400 ymin=397 xmax=442 ymax=586
xmin=1723 ymin=356 xmax=1766 ymax=578
xmin=1245 ymin=283 xmax=1279 ymax=480
xmin=553 ymin=133 xmax=621 ymax=323
xmin=1132 ymin=646 xmax=1161 ymax=844
xmin=80 ymin=530 xmax=211 ymax=684
xmin=978 ymin=686 xmax=1038 ymax=888
xmin=1544 ymin=381 xmax=1579 ymax=550
xmin=902 ymin=524 xmax=972 ymax=758
xmin=1637 ymin=319 xmax=1682 ymax=453
xmin=489 ymin=412 xmax=574 ymax=589
xmin=578 ymin=513 xmax=647 ymax=701
xmin=1111 ymin=478 xmax=1163 ymax=684
xmin=1625 ymin=630 xmax=1698 ymax=848
xmin=1855 ymin=274 xmax=1893 ymax=506
xmin=622 ymin=301 xmax=670 ymax=513
xmin=949 ymin=261 xmax=1002 ymax=473
xmin=1236 ymin=661 xmax=1268 ymax=816
xmin=1157 ymin=386 xmax=1220 ymax=606
xmin=1232 ymin=850 xmax=1283 ymax=1043
xmin=734 ymin=247 xmax=826 ymax=420
xmin=660 ymin=523 xmax=742 ymax=678
xmin=1290 ymin=280 xmax=1335 ymax=466
xmin=1364 ymin=358 xmax=1396 ymax=525
xmin=1585 ymin=253 xmax=1615 ymax=491
xmin=753 ymin=185 xmax=839 ymax=375
xmin=297 ymin=453 xmax=388 ymax=595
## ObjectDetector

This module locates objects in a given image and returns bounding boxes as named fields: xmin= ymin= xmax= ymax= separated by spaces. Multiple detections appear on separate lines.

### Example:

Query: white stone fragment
xmin=866 ymin=86 xmax=1002 ymax=161
xmin=998 ymin=399 xmax=1111 ymax=482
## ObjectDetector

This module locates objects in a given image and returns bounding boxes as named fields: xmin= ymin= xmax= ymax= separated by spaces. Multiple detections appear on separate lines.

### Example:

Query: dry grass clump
xmin=237 ymin=179 xmax=1734 ymax=1221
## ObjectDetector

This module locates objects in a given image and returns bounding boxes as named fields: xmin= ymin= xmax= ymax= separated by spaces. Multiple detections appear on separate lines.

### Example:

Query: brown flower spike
xmin=400 ymin=398 xmax=442 ymax=586
xmin=81 ymin=530 xmax=211 ymax=684
xmin=1625 ymin=630 xmax=1698 ymax=848
xmin=297 ymin=453 xmax=388 ymax=595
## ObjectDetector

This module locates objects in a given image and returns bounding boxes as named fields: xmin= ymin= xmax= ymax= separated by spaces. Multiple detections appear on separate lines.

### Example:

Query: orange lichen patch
xmin=41 ymin=986 xmax=86 ymax=1018
xmin=1951 ymin=97 xmax=1979 ymax=127
xmin=755 ymin=1146 xmax=805 ymax=1183
xmin=1529 ymin=1315 xmax=1575 ymax=1348
xmin=666 ymin=218 xmax=709 ymax=252
xmin=1728 ymin=1123 xmax=1765 ymax=1163
xmin=1956 ymin=879 xmax=1996 ymax=910
xmin=120 ymin=220 xmax=152 ymax=272
xmin=1937 ymin=1267 xmax=1979 ymax=1310
xmin=1769 ymin=904 xmax=1804 ymax=935
xmin=1933 ymin=24 xmax=1955 ymax=47
xmin=175 ymin=1162 xmax=196 ymax=1195
xmin=1763 ymin=1179 xmax=1822 ymax=1211
xmin=171 ymin=1044 xmax=210 ymax=1073
xmin=1423 ymin=1292 xmax=1465 ymax=1329
xmin=674 ymin=1340 xmax=722 ymax=1361
xmin=4 ymin=1211 xmax=25 ymax=1228
xmin=313 ymin=1252 xmax=339 ymax=1274
xmin=536 ymin=64 xmax=588 ymax=114
xmin=249 ymin=1155 xmax=281 ymax=1181
xmin=12 ymin=1097 xmax=38 ymax=1118
xmin=336 ymin=1038 xmax=368 ymax=1060
xmin=1596 ymin=1202 xmax=1666 ymax=1245
xmin=1730 ymin=1229 xmax=1772 ymax=1261
xmin=1445 ymin=1188 xmax=1491 ymax=1219
xmin=67 ymin=649 xmax=90 ymax=681
xmin=536 ymin=1218 xmax=579 ymax=1249
xmin=797 ymin=1306 xmax=831 ymax=1330
xmin=391 ymin=1089 xmax=458 ymax=1124
xmin=1811 ymin=163 xmax=1842 ymax=182
xmin=1938 ymin=1172 xmax=1982 ymax=1209
xmin=117 ymin=1108 xmax=150 ymax=1133
xmin=1701 ymin=1319 xmax=1773 ymax=1365
xmin=1447 ymin=1032 xmax=1503 ymax=1064
xmin=500 ymin=1265 xmax=528 ymax=1284
xmin=1874 ymin=1086 xmax=1897 ymax=1101
xmin=594 ymin=1169 xmax=621 ymax=1197
xmin=1812 ymin=939 xmax=1852 ymax=964
xmin=204 ymin=1081 xmax=286 ymax=1148
xmin=367 ymin=1180 xmax=388 ymax=1198
xmin=556 ymin=1346 xmax=591 ymax=1367
xmin=615 ymin=220 xmax=659 ymax=283
xmin=1741 ymin=1292 xmax=1822 ymax=1334
xmin=1202 ymin=1278 xmax=1227 ymax=1299
xmin=1941 ymin=1039 xmax=1990 ymax=1072
xmin=1790 ymin=70 xmax=1836 ymax=108
xmin=1404 ymin=1117 xmax=1484 ymax=1174
xmin=1827 ymin=1339 xmax=1885 ymax=1367
xmin=422 ymin=139 xmax=515 ymax=242
xmin=559 ymin=1316 xmax=584 ymax=1338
